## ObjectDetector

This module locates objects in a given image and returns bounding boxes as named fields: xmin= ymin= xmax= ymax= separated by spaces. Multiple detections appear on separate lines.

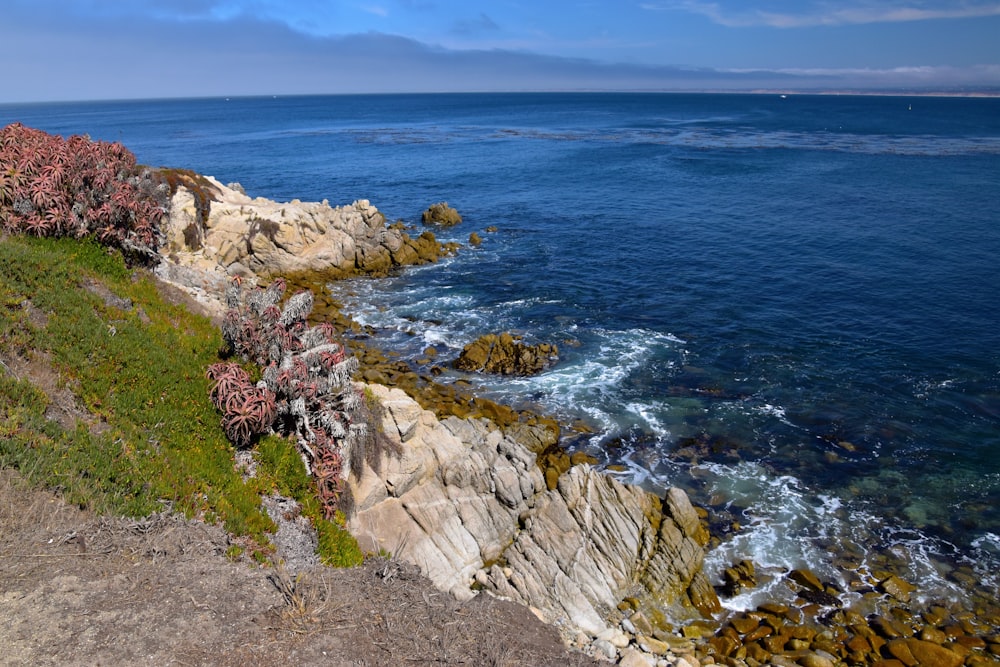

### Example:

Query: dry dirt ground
xmin=0 ymin=469 xmax=599 ymax=667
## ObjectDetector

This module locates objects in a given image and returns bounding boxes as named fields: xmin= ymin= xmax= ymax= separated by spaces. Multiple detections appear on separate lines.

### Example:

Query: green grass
xmin=0 ymin=235 xmax=361 ymax=564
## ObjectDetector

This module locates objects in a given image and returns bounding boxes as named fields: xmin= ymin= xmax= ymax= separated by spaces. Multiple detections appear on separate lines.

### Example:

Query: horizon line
xmin=2 ymin=87 xmax=1000 ymax=106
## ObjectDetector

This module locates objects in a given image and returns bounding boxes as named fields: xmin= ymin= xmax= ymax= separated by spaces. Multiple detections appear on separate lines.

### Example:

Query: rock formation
xmin=347 ymin=384 xmax=720 ymax=638
xmin=421 ymin=201 xmax=462 ymax=226
xmin=454 ymin=332 xmax=559 ymax=375
xmin=157 ymin=173 xmax=450 ymax=288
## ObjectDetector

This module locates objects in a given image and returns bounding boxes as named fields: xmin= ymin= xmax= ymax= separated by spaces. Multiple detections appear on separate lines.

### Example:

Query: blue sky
xmin=2 ymin=0 xmax=998 ymax=102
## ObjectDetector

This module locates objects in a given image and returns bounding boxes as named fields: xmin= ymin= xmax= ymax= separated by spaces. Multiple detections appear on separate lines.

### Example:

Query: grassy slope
xmin=0 ymin=235 xmax=361 ymax=565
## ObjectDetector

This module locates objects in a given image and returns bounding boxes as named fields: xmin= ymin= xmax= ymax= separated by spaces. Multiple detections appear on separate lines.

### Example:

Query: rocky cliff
xmin=347 ymin=384 xmax=720 ymax=639
xmin=154 ymin=174 xmax=450 ymax=315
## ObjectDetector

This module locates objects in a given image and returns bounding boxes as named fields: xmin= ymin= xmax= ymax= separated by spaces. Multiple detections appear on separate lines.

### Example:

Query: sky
xmin=1 ymin=0 xmax=999 ymax=102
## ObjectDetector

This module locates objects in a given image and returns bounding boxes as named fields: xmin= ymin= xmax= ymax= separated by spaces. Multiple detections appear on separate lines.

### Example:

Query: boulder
xmin=454 ymin=332 xmax=558 ymax=375
xmin=421 ymin=202 xmax=462 ymax=226
xmin=347 ymin=384 xmax=720 ymax=638
xmin=903 ymin=639 xmax=964 ymax=667
xmin=878 ymin=575 xmax=917 ymax=603
xmin=789 ymin=568 xmax=824 ymax=593
xmin=722 ymin=560 xmax=757 ymax=596
xmin=619 ymin=648 xmax=657 ymax=667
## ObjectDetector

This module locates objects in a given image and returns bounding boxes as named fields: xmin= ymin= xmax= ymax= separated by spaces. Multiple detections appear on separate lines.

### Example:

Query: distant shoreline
xmin=2 ymin=88 xmax=999 ymax=107
xmin=736 ymin=88 xmax=1000 ymax=98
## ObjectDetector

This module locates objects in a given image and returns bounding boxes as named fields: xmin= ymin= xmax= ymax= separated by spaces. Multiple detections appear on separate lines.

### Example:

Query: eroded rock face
xmin=454 ymin=333 xmax=559 ymax=376
xmin=347 ymin=384 xmax=720 ymax=638
xmin=160 ymin=176 xmax=448 ymax=283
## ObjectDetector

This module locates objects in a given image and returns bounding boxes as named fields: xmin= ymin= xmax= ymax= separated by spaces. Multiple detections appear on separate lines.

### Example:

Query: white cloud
xmin=362 ymin=5 xmax=389 ymax=17
xmin=643 ymin=1 xmax=1000 ymax=28
xmin=1 ymin=1 xmax=998 ymax=102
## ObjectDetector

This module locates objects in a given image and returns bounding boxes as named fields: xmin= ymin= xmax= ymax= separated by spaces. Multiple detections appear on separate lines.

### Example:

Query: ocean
xmin=3 ymin=92 xmax=999 ymax=610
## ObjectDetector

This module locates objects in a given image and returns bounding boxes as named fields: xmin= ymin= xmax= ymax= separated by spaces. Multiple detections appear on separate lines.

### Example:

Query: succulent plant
xmin=0 ymin=123 xmax=168 ymax=259
xmin=207 ymin=278 xmax=367 ymax=519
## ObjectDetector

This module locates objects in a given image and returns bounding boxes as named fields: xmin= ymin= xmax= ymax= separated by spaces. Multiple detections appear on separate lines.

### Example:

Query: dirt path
xmin=0 ymin=470 xmax=597 ymax=666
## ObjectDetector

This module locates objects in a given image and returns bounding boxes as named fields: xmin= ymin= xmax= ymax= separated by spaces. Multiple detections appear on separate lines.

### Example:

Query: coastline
xmin=3 ymin=112 xmax=998 ymax=664
xmin=155 ymin=175 xmax=1000 ymax=666
xmin=155 ymin=174 xmax=726 ymax=661
xmin=319 ymin=254 xmax=1000 ymax=667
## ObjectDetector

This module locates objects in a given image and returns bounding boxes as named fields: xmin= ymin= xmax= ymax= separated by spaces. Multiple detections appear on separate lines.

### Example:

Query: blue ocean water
xmin=4 ymin=93 xmax=999 ymax=607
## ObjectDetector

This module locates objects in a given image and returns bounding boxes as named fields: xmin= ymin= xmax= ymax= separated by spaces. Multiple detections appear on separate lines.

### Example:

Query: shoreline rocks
xmin=151 ymin=177 xmax=721 ymax=651
xmin=346 ymin=384 xmax=720 ymax=642
xmin=454 ymin=332 xmax=559 ymax=375
xmin=704 ymin=580 xmax=1000 ymax=667
xmin=148 ymin=174 xmax=1000 ymax=665
xmin=421 ymin=201 xmax=463 ymax=226
xmin=158 ymin=173 xmax=455 ymax=291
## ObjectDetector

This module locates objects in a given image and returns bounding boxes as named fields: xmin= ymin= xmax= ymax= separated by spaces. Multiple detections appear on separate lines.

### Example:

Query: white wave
xmin=698 ymin=462 xmax=845 ymax=579
xmin=492 ymin=327 xmax=685 ymax=407
xmin=756 ymin=402 xmax=797 ymax=427
xmin=693 ymin=459 xmax=993 ymax=612
xmin=913 ymin=376 xmax=958 ymax=398
xmin=624 ymin=402 xmax=672 ymax=440
xmin=869 ymin=525 xmax=975 ymax=606
xmin=496 ymin=296 xmax=563 ymax=308
xmin=972 ymin=532 xmax=1000 ymax=553
xmin=758 ymin=403 xmax=785 ymax=419
xmin=420 ymin=326 xmax=460 ymax=348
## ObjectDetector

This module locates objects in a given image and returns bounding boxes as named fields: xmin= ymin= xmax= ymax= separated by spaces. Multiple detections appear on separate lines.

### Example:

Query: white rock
xmin=610 ymin=629 xmax=632 ymax=649
xmin=593 ymin=639 xmax=618 ymax=661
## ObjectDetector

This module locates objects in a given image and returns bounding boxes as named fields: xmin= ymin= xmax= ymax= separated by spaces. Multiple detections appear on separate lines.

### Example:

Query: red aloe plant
xmin=0 ymin=123 xmax=170 ymax=260
xmin=222 ymin=387 xmax=277 ymax=448
xmin=208 ymin=278 xmax=374 ymax=518
xmin=206 ymin=362 xmax=278 ymax=449
xmin=206 ymin=363 xmax=253 ymax=411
